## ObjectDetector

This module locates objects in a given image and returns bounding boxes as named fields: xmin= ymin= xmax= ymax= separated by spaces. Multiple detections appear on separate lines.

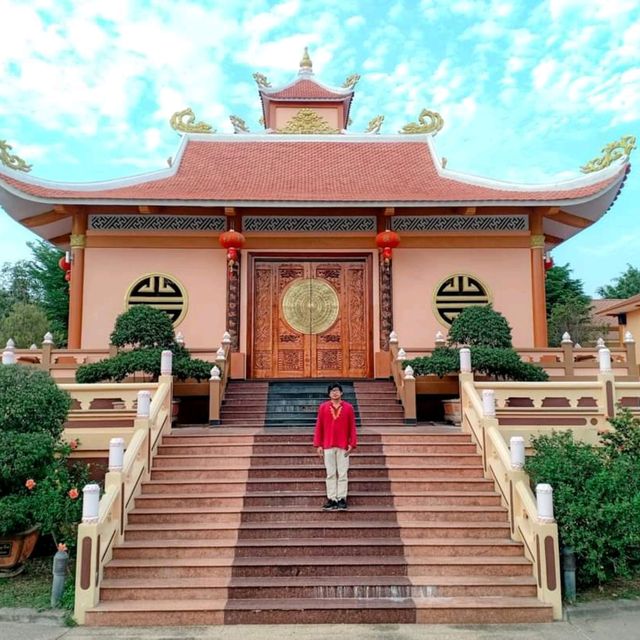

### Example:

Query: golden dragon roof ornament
xmin=0 ymin=140 xmax=32 ymax=172
xmin=252 ymin=72 xmax=271 ymax=88
xmin=342 ymin=74 xmax=360 ymax=89
xmin=400 ymin=109 xmax=444 ymax=135
xmin=365 ymin=115 xmax=384 ymax=134
xmin=278 ymin=108 xmax=339 ymax=134
xmin=229 ymin=115 xmax=250 ymax=134
xmin=169 ymin=108 xmax=215 ymax=134
xmin=580 ymin=135 xmax=636 ymax=173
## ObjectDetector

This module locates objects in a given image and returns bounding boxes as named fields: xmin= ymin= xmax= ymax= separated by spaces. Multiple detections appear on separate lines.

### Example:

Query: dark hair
xmin=327 ymin=382 xmax=343 ymax=395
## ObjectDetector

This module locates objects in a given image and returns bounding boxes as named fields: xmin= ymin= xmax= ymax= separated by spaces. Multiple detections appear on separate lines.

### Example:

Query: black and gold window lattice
xmin=433 ymin=274 xmax=490 ymax=326
xmin=126 ymin=274 xmax=187 ymax=325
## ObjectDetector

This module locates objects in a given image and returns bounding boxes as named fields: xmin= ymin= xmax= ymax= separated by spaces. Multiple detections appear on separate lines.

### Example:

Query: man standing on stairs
xmin=314 ymin=382 xmax=357 ymax=511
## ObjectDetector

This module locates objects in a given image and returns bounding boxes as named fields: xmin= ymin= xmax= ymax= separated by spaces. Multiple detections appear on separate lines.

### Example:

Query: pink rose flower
xmin=25 ymin=478 xmax=36 ymax=490
xmin=68 ymin=488 xmax=79 ymax=500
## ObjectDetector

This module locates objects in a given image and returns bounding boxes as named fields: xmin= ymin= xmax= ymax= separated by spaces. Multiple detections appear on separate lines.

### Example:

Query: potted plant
xmin=0 ymin=365 xmax=89 ymax=575
xmin=404 ymin=305 xmax=548 ymax=423
xmin=75 ymin=306 xmax=214 ymax=386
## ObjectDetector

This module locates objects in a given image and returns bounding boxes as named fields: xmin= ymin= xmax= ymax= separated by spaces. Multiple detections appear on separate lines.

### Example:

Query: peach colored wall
xmin=275 ymin=107 xmax=340 ymax=130
xmin=392 ymin=248 xmax=534 ymax=347
xmin=82 ymin=248 xmax=227 ymax=348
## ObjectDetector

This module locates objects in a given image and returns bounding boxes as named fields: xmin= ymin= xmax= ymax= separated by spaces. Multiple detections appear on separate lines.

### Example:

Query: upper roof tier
xmin=0 ymin=133 xmax=630 ymax=249
xmin=256 ymin=48 xmax=356 ymax=131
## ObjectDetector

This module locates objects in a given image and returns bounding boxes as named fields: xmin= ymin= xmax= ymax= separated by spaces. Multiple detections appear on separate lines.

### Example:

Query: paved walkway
xmin=2 ymin=600 xmax=640 ymax=640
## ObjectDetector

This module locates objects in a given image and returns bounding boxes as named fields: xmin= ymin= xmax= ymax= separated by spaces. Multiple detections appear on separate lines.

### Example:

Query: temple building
xmin=0 ymin=50 xmax=632 ymax=380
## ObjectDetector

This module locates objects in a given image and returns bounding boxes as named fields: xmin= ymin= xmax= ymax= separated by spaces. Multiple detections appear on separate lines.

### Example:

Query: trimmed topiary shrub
xmin=75 ymin=306 xmax=214 ymax=383
xmin=448 ymin=304 xmax=513 ymax=348
xmin=525 ymin=409 xmax=640 ymax=587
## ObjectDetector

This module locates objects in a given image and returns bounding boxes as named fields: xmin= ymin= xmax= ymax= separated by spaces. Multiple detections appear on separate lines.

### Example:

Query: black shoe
xmin=336 ymin=498 xmax=347 ymax=510
xmin=322 ymin=499 xmax=338 ymax=510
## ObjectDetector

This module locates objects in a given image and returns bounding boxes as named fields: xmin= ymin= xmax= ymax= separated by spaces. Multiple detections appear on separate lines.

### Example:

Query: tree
xmin=597 ymin=264 xmax=640 ymax=299
xmin=545 ymin=263 xmax=589 ymax=318
xmin=0 ymin=302 xmax=50 ymax=348
xmin=547 ymin=297 xmax=603 ymax=347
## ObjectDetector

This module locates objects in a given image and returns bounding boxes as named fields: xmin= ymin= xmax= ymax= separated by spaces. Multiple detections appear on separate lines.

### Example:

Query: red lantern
xmin=375 ymin=230 xmax=400 ymax=250
xmin=58 ymin=256 xmax=71 ymax=271
xmin=544 ymin=254 xmax=554 ymax=271
xmin=219 ymin=230 xmax=246 ymax=250
xmin=64 ymin=270 xmax=71 ymax=282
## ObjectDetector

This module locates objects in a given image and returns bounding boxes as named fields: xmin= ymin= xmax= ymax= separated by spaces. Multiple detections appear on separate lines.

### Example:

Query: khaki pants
xmin=323 ymin=447 xmax=349 ymax=500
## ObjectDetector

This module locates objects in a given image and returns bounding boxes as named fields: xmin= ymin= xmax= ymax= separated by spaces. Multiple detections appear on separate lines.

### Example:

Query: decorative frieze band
xmin=391 ymin=215 xmax=528 ymax=232
xmin=243 ymin=216 xmax=377 ymax=233
xmin=89 ymin=215 xmax=226 ymax=232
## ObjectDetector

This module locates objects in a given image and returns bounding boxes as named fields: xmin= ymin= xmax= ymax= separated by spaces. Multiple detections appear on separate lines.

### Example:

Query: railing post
xmin=209 ymin=366 xmax=222 ymax=425
xmin=624 ymin=331 xmax=638 ymax=378
xmin=597 ymin=347 xmax=616 ymax=419
xmin=510 ymin=436 xmax=525 ymax=469
xmin=2 ymin=339 xmax=16 ymax=365
xmin=536 ymin=484 xmax=555 ymax=523
xmin=561 ymin=332 xmax=574 ymax=377
xmin=41 ymin=333 xmax=54 ymax=372
xmin=402 ymin=365 xmax=417 ymax=424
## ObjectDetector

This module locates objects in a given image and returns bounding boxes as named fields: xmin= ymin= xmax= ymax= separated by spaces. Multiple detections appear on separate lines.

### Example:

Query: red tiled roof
xmin=265 ymin=79 xmax=349 ymax=100
xmin=0 ymin=138 xmax=626 ymax=204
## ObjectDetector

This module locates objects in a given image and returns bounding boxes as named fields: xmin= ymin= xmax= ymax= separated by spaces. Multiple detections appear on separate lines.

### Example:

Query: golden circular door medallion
xmin=281 ymin=278 xmax=339 ymax=335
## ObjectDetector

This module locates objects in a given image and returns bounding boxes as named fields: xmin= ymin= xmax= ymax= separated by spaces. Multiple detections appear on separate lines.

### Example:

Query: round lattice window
xmin=433 ymin=274 xmax=491 ymax=327
xmin=125 ymin=273 xmax=188 ymax=326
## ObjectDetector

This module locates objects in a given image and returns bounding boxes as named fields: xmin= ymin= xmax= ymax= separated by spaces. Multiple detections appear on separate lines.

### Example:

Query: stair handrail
xmin=389 ymin=335 xmax=417 ymax=423
xmin=459 ymin=374 xmax=562 ymax=620
xmin=73 ymin=373 xmax=173 ymax=624
xmin=208 ymin=334 xmax=232 ymax=425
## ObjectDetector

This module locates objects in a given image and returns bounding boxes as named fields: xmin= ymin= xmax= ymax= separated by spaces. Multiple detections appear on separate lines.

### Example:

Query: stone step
xmin=103 ymin=554 xmax=535 ymax=579
xmin=124 ymin=520 xmax=511 ymax=541
xmin=156 ymin=443 xmax=479 ymax=455
xmin=149 ymin=466 xmax=486 ymax=481
xmin=86 ymin=595 xmax=552 ymax=625
xmin=153 ymin=453 xmax=482 ymax=466
xmin=100 ymin=574 xmax=538 ymax=601
xmin=162 ymin=433 xmax=472 ymax=444
xmin=112 ymin=537 xmax=524 ymax=559
xmin=140 ymin=477 xmax=496 ymax=496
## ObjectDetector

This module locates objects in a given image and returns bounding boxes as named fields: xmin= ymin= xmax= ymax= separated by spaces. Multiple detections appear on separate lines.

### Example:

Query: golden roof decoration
xmin=580 ymin=135 xmax=636 ymax=173
xmin=365 ymin=115 xmax=385 ymax=134
xmin=400 ymin=109 xmax=444 ymax=135
xmin=342 ymin=74 xmax=360 ymax=89
xmin=169 ymin=108 xmax=215 ymax=134
xmin=0 ymin=140 xmax=32 ymax=172
xmin=252 ymin=72 xmax=271 ymax=88
xmin=300 ymin=47 xmax=313 ymax=70
xmin=229 ymin=115 xmax=250 ymax=134
xmin=277 ymin=108 xmax=339 ymax=134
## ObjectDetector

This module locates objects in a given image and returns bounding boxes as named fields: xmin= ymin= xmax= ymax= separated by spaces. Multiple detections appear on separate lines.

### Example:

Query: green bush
xmin=0 ymin=366 xmax=88 ymax=546
xmin=76 ymin=306 xmax=214 ymax=383
xmin=525 ymin=410 xmax=640 ymax=587
xmin=448 ymin=304 xmax=513 ymax=348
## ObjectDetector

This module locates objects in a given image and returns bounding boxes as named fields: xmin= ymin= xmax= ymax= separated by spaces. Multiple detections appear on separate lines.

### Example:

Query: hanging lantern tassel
xmin=544 ymin=254 xmax=554 ymax=272
xmin=64 ymin=269 xmax=71 ymax=282
xmin=382 ymin=246 xmax=393 ymax=264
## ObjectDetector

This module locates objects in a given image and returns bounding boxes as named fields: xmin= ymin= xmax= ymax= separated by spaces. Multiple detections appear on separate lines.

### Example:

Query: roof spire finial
xmin=299 ymin=46 xmax=313 ymax=73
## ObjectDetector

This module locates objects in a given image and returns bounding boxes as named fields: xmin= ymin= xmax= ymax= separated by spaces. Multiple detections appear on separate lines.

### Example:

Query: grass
xmin=577 ymin=573 xmax=640 ymax=603
xmin=0 ymin=555 xmax=76 ymax=624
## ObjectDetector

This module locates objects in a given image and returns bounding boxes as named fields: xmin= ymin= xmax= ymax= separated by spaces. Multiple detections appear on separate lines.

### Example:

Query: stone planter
xmin=442 ymin=398 xmax=462 ymax=425
xmin=0 ymin=525 xmax=40 ymax=577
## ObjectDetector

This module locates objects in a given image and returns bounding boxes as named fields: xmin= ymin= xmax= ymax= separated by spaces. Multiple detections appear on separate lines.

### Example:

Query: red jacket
xmin=313 ymin=400 xmax=357 ymax=450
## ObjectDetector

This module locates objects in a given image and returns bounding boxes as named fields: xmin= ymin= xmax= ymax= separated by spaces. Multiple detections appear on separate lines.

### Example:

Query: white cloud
xmin=532 ymin=58 xmax=558 ymax=90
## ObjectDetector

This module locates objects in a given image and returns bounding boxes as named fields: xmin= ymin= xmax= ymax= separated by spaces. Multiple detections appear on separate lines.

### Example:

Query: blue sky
xmin=0 ymin=0 xmax=638 ymax=296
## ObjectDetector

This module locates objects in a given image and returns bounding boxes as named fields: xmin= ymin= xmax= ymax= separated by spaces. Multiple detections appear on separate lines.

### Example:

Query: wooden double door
xmin=250 ymin=257 xmax=372 ymax=378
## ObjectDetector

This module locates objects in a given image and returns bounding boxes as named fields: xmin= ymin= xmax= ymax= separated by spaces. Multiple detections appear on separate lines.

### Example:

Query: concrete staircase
xmin=85 ymin=381 xmax=553 ymax=626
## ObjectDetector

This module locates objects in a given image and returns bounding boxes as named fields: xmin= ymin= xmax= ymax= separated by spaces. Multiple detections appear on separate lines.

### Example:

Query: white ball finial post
xmin=1 ymin=350 xmax=16 ymax=365
xmin=136 ymin=390 xmax=152 ymax=418
xmin=5 ymin=338 xmax=15 ymax=350
xmin=624 ymin=331 xmax=634 ymax=343
xmin=160 ymin=350 xmax=173 ymax=375
xmin=81 ymin=484 xmax=101 ymax=524
xmin=43 ymin=332 xmax=54 ymax=345
xmin=536 ymin=483 xmax=555 ymax=523
xmin=459 ymin=347 xmax=471 ymax=373
xmin=215 ymin=347 xmax=226 ymax=362
xmin=561 ymin=332 xmax=572 ymax=344
xmin=510 ymin=436 xmax=525 ymax=470
xmin=108 ymin=438 xmax=125 ymax=471
xmin=175 ymin=331 xmax=185 ymax=346
xmin=389 ymin=330 xmax=398 ymax=344
xmin=210 ymin=365 xmax=221 ymax=380
xmin=598 ymin=347 xmax=612 ymax=373
xmin=403 ymin=365 xmax=415 ymax=380
xmin=482 ymin=389 xmax=496 ymax=417
xmin=396 ymin=348 xmax=406 ymax=361
xmin=435 ymin=331 xmax=446 ymax=347
xmin=596 ymin=337 xmax=605 ymax=350
xmin=222 ymin=331 xmax=232 ymax=345
xmin=29 ymin=344 xmax=38 ymax=350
